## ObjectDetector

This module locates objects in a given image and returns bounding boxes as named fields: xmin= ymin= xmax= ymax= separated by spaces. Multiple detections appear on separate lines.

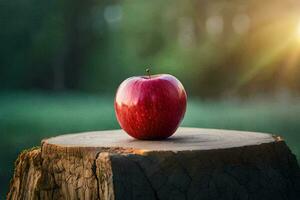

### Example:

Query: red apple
xmin=114 ymin=72 xmax=187 ymax=140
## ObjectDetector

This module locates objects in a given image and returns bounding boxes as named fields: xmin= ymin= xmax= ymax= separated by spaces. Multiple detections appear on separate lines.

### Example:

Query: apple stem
xmin=146 ymin=68 xmax=151 ymax=79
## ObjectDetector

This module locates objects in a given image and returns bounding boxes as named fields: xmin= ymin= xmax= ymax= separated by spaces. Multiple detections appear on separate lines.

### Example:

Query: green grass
xmin=0 ymin=92 xmax=300 ymax=198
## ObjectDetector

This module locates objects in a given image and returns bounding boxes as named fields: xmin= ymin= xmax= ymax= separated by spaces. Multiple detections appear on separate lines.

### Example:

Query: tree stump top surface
xmin=44 ymin=127 xmax=276 ymax=152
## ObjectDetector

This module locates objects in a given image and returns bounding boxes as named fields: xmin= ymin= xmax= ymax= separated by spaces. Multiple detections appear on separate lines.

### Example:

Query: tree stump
xmin=7 ymin=127 xmax=300 ymax=200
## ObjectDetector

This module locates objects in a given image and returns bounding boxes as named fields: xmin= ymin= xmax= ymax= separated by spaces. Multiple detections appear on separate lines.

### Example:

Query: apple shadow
xmin=128 ymin=135 xmax=216 ymax=144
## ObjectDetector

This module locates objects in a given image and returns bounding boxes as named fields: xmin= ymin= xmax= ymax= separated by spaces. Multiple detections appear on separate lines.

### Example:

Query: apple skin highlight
xmin=114 ymin=74 xmax=187 ymax=140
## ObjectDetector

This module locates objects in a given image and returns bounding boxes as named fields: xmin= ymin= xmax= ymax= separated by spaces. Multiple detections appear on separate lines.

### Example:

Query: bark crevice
xmin=92 ymin=151 xmax=101 ymax=199
xmin=130 ymin=158 xmax=159 ymax=200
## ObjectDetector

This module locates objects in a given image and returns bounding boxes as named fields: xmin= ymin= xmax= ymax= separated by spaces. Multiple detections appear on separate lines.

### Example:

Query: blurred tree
xmin=1 ymin=0 xmax=300 ymax=98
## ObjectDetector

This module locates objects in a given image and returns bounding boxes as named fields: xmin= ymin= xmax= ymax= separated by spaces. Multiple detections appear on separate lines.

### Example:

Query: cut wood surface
xmin=44 ymin=127 xmax=276 ymax=151
xmin=7 ymin=127 xmax=300 ymax=200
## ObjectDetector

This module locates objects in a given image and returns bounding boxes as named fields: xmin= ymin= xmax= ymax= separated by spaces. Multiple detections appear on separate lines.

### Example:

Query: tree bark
xmin=7 ymin=127 xmax=300 ymax=200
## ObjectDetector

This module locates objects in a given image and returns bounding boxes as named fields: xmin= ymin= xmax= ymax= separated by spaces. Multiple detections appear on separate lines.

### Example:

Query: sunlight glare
xmin=297 ymin=21 xmax=300 ymax=42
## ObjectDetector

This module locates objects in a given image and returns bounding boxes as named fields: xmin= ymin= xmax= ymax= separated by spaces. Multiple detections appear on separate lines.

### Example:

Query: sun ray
xmin=235 ymin=36 xmax=294 ymax=90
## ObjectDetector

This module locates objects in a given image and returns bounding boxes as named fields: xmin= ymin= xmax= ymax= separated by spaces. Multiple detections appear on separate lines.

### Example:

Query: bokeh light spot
xmin=232 ymin=14 xmax=250 ymax=34
xmin=206 ymin=15 xmax=224 ymax=36
xmin=104 ymin=4 xmax=123 ymax=27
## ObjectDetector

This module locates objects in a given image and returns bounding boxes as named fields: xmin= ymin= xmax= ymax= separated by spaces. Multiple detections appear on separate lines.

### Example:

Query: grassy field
xmin=1 ymin=92 xmax=300 ymax=198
